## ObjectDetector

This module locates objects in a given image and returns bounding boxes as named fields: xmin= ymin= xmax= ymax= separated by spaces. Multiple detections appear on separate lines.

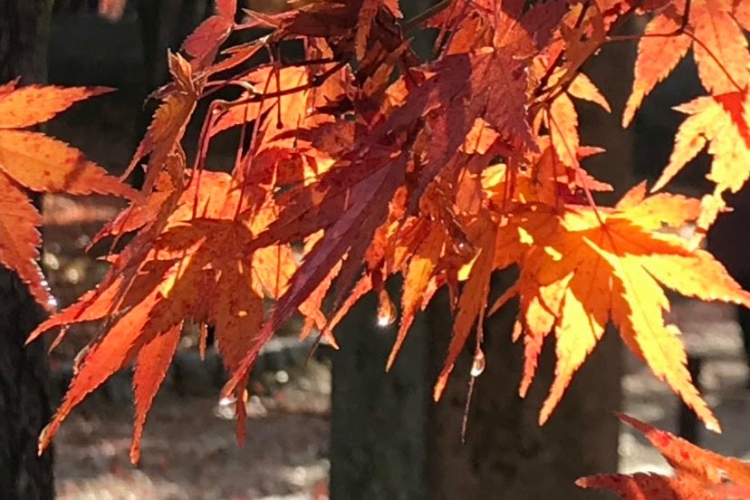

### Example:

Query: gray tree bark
xmin=0 ymin=1 xmax=56 ymax=498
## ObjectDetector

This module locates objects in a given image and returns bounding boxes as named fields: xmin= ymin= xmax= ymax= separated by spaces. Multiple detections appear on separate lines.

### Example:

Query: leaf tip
xmin=705 ymin=418 xmax=722 ymax=434
xmin=37 ymin=420 xmax=57 ymax=457
xmin=433 ymin=369 xmax=451 ymax=402
xmin=129 ymin=440 xmax=142 ymax=466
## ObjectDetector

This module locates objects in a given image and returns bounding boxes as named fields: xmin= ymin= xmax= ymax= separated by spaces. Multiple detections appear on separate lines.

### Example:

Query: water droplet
xmin=218 ymin=396 xmax=236 ymax=407
xmin=214 ymin=396 xmax=238 ymax=420
xmin=376 ymin=289 xmax=397 ymax=327
xmin=470 ymin=349 xmax=486 ymax=377
xmin=46 ymin=295 xmax=59 ymax=310
xmin=452 ymin=231 xmax=475 ymax=258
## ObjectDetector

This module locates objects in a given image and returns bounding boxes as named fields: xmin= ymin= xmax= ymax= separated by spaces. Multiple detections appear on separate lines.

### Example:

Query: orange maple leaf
xmin=540 ymin=69 xmax=610 ymax=170
xmin=388 ymin=221 xmax=445 ymax=370
xmin=181 ymin=0 xmax=236 ymax=70
xmin=126 ymin=53 xmax=202 ymax=191
xmin=0 ymin=81 xmax=136 ymax=308
xmin=434 ymin=214 xmax=497 ymax=398
xmin=31 ymin=171 xmax=299 ymax=463
xmin=577 ymin=413 xmax=750 ymax=499
xmin=625 ymin=0 xmax=750 ymax=126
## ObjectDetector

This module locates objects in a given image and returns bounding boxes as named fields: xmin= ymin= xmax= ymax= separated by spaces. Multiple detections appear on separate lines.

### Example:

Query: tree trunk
xmin=0 ymin=1 xmax=56 ymax=499
xmin=330 ymin=281 xmax=430 ymax=500
xmin=0 ymin=274 xmax=55 ymax=500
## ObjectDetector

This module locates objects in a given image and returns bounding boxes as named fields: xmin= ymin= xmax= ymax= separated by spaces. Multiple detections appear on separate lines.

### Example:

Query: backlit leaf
xmin=0 ymin=83 xmax=133 ymax=309
xmin=577 ymin=414 xmax=750 ymax=499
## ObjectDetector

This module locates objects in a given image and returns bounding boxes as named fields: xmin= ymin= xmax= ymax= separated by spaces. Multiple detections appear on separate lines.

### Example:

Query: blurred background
xmin=29 ymin=1 xmax=750 ymax=499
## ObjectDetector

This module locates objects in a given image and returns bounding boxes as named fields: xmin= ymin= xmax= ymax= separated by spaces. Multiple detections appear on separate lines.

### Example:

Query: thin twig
xmin=403 ymin=0 xmax=452 ymax=32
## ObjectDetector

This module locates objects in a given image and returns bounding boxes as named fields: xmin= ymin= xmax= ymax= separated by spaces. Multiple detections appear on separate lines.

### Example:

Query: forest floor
xmin=52 ymin=382 xmax=331 ymax=500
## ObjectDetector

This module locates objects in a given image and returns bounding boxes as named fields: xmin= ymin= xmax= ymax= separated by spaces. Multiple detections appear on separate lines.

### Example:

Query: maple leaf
xmin=624 ymin=0 xmax=750 ymax=126
xmin=568 ymin=72 xmax=611 ymax=113
xmin=224 ymin=147 xmax=410 ymax=394
xmin=0 ymin=81 xmax=111 ymax=128
xmin=622 ymin=3 xmax=693 ymax=127
xmin=32 ymin=171 xmax=299 ymax=462
xmin=488 ymin=185 xmax=750 ymax=429
xmin=132 ymin=324 xmax=181 ymax=463
xmin=0 ymin=82 xmax=136 ymax=308
xmin=579 ymin=473 xmax=725 ymax=500
xmin=577 ymin=413 xmax=750 ymax=499
xmin=690 ymin=0 xmax=750 ymax=95
xmin=434 ymin=215 xmax=497 ymax=399
xmin=388 ymin=221 xmax=445 ymax=370
xmin=181 ymin=0 xmax=236 ymax=71
xmin=651 ymin=90 xmax=750 ymax=232
xmin=548 ymin=91 xmax=580 ymax=168
xmin=0 ymin=174 xmax=45 ymax=306
xmin=126 ymin=53 xmax=202 ymax=191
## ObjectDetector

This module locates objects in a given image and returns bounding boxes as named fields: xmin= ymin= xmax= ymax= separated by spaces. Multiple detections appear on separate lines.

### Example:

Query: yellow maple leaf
xmin=624 ymin=0 xmax=750 ymax=126
xmin=494 ymin=186 xmax=750 ymax=429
